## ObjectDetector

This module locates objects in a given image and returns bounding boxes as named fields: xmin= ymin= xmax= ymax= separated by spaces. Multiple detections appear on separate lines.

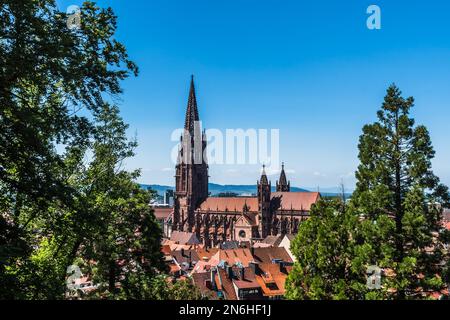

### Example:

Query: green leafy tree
xmin=69 ymin=104 xmax=166 ymax=299
xmin=0 ymin=1 xmax=170 ymax=299
xmin=285 ymin=199 xmax=366 ymax=300
xmin=149 ymin=275 xmax=203 ymax=300
xmin=351 ymin=84 xmax=450 ymax=299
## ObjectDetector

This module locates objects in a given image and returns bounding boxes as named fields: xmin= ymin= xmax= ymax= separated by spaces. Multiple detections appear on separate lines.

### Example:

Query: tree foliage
xmin=0 ymin=0 xmax=166 ymax=299
xmin=351 ymin=84 xmax=449 ymax=299
xmin=286 ymin=84 xmax=450 ymax=300
xmin=285 ymin=199 xmax=365 ymax=300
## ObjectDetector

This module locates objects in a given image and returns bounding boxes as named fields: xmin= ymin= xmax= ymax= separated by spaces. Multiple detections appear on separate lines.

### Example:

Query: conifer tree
xmin=351 ymin=84 xmax=450 ymax=299
xmin=286 ymin=85 xmax=449 ymax=300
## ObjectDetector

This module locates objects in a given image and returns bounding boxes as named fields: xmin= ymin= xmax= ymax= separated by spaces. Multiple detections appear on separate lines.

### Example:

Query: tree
xmin=285 ymin=199 xmax=366 ymax=300
xmin=0 ymin=1 xmax=171 ymax=299
xmin=351 ymin=84 xmax=450 ymax=299
xmin=149 ymin=275 xmax=203 ymax=300
xmin=286 ymin=84 xmax=449 ymax=300
xmin=69 ymin=104 xmax=166 ymax=299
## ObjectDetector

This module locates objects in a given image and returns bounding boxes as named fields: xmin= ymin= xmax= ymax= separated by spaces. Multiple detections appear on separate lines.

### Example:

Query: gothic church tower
xmin=173 ymin=76 xmax=208 ymax=232
xmin=257 ymin=165 xmax=272 ymax=238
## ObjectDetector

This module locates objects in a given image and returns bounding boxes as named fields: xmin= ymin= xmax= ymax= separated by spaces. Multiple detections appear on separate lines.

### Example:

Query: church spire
xmin=260 ymin=164 xmax=269 ymax=185
xmin=184 ymin=75 xmax=200 ymax=135
xmin=276 ymin=162 xmax=290 ymax=192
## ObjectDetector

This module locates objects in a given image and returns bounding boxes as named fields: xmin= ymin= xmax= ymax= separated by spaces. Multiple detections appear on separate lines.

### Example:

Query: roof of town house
xmin=261 ymin=235 xmax=284 ymax=247
xmin=209 ymin=248 xmax=255 ymax=267
xmin=191 ymin=272 xmax=219 ymax=299
xmin=153 ymin=207 xmax=173 ymax=220
xmin=198 ymin=197 xmax=259 ymax=212
xmin=196 ymin=247 xmax=219 ymax=262
xmin=191 ymin=260 xmax=213 ymax=274
xmin=255 ymin=263 xmax=291 ymax=297
xmin=253 ymin=247 xmax=294 ymax=264
xmin=232 ymin=267 xmax=260 ymax=290
xmin=161 ymin=244 xmax=172 ymax=256
xmin=445 ymin=221 xmax=450 ymax=231
xmin=216 ymin=268 xmax=238 ymax=300
xmin=171 ymin=249 xmax=200 ymax=266
xmin=219 ymin=241 xmax=240 ymax=250
xmin=271 ymin=192 xmax=320 ymax=211
xmin=162 ymin=239 xmax=201 ymax=250
xmin=168 ymin=242 xmax=201 ymax=251
xmin=170 ymin=230 xmax=201 ymax=245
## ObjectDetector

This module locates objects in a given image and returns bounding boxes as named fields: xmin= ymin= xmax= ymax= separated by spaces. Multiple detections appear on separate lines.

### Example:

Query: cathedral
xmin=168 ymin=77 xmax=320 ymax=247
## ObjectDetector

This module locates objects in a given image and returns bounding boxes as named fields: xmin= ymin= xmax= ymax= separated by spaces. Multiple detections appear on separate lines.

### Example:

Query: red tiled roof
xmin=161 ymin=244 xmax=172 ymax=256
xmin=209 ymin=248 xmax=255 ymax=267
xmin=261 ymin=235 xmax=283 ymax=247
xmin=192 ymin=272 xmax=219 ymax=299
xmin=271 ymin=192 xmax=320 ymax=211
xmin=217 ymin=268 xmax=238 ymax=300
xmin=191 ymin=260 xmax=212 ymax=274
xmin=153 ymin=207 xmax=173 ymax=220
xmin=232 ymin=267 xmax=260 ymax=289
xmin=199 ymin=197 xmax=259 ymax=212
xmin=253 ymin=247 xmax=293 ymax=264
xmin=196 ymin=248 xmax=219 ymax=261
xmin=170 ymin=231 xmax=200 ymax=245
xmin=255 ymin=263 xmax=289 ymax=297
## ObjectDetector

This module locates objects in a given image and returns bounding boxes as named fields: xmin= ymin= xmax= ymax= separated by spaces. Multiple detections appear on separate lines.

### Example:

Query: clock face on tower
xmin=239 ymin=230 xmax=246 ymax=239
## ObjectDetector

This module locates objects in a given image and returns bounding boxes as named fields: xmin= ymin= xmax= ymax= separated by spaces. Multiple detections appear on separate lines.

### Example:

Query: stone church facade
xmin=168 ymin=77 xmax=320 ymax=247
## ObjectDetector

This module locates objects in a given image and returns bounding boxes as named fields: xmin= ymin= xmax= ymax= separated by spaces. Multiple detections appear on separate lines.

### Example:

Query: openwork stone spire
xmin=184 ymin=75 xmax=200 ymax=135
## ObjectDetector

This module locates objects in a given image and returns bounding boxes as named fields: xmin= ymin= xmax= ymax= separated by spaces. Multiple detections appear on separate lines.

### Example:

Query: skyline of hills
xmin=140 ymin=183 xmax=352 ymax=198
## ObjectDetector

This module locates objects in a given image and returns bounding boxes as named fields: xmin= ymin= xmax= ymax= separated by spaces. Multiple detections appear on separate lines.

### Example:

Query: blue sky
xmin=57 ymin=0 xmax=450 ymax=190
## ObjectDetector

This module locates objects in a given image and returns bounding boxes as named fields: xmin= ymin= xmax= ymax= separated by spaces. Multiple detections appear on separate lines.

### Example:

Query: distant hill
xmin=140 ymin=183 xmax=351 ymax=198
